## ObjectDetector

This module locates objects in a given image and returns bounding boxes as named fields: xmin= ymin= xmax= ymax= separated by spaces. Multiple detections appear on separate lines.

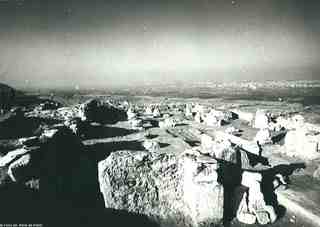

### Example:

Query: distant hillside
xmin=0 ymin=83 xmax=15 ymax=110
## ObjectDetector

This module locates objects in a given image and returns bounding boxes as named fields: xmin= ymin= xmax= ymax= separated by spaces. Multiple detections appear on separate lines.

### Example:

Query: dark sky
xmin=1 ymin=0 xmax=320 ymax=89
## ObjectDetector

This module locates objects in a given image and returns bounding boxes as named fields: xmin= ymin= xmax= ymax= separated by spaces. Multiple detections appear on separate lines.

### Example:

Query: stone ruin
xmin=97 ymin=127 xmax=283 ymax=227
xmin=264 ymin=114 xmax=320 ymax=160
xmin=98 ymin=150 xmax=224 ymax=227
xmin=2 ymin=96 xmax=318 ymax=225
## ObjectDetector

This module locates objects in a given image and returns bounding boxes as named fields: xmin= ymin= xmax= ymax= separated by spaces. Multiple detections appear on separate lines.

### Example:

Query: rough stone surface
xmin=200 ymin=134 xmax=214 ymax=155
xmin=240 ymin=171 xmax=277 ymax=225
xmin=254 ymin=128 xmax=272 ymax=145
xmin=225 ymin=127 xmax=241 ymax=136
xmin=79 ymin=99 xmax=126 ymax=124
xmin=254 ymin=109 xmax=269 ymax=129
xmin=284 ymin=129 xmax=320 ymax=160
xmin=236 ymin=191 xmax=256 ymax=224
xmin=0 ymin=147 xmax=30 ymax=167
xmin=145 ymin=106 xmax=153 ymax=115
xmin=143 ymin=140 xmax=160 ymax=152
xmin=185 ymin=104 xmax=193 ymax=118
xmin=211 ymin=139 xmax=236 ymax=163
xmin=129 ymin=118 xmax=143 ymax=128
xmin=153 ymin=107 xmax=161 ymax=118
xmin=194 ymin=112 xmax=202 ymax=123
xmin=159 ymin=118 xmax=176 ymax=128
xmin=98 ymin=150 xmax=224 ymax=227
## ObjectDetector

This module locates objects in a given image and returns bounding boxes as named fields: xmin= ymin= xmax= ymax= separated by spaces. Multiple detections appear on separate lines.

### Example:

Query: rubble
xmin=284 ymin=128 xmax=320 ymax=160
xmin=203 ymin=112 xmax=221 ymax=127
xmin=163 ymin=113 xmax=170 ymax=118
xmin=143 ymin=140 xmax=160 ymax=152
xmin=203 ymin=109 xmax=233 ymax=127
xmin=159 ymin=118 xmax=176 ymax=128
xmin=1 ymin=92 xmax=319 ymax=225
xmin=225 ymin=126 xmax=241 ymax=136
xmin=37 ymin=100 xmax=61 ymax=111
xmin=192 ymin=104 xmax=205 ymax=115
xmin=64 ymin=117 xmax=86 ymax=136
xmin=274 ymin=114 xmax=311 ymax=131
xmin=129 ymin=118 xmax=143 ymax=129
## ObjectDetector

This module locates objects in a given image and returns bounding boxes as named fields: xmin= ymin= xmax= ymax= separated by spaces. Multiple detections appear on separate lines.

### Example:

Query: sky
xmin=0 ymin=0 xmax=320 ymax=89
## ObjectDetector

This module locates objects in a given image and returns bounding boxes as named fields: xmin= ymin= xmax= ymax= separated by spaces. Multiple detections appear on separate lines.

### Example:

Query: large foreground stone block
xmin=98 ymin=151 xmax=224 ymax=227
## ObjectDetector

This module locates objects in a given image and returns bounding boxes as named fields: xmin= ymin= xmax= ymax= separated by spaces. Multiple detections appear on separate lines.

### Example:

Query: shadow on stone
xmin=0 ymin=126 xmax=162 ymax=227
xmin=145 ymin=134 xmax=159 ymax=139
xmin=159 ymin=142 xmax=170 ymax=148
xmin=184 ymin=140 xmax=200 ymax=147
xmin=217 ymin=158 xmax=243 ymax=224
xmin=245 ymin=150 xmax=269 ymax=167
xmin=0 ymin=115 xmax=61 ymax=139
xmin=271 ymin=130 xmax=287 ymax=145
xmin=175 ymin=123 xmax=188 ymax=127
xmin=82 ymin=99 xmax=127 ymax=124
xmin=85 ymin=140 xmax=145 ymax=162
xmin=0 ymin=183 xmax=161 ymax=227
xmin=83 ymin=125 xmax=138 ymax=139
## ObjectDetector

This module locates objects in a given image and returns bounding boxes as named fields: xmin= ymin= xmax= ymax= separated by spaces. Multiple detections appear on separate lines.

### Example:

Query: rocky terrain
xmin=0 ymin=83 xmax=320 ymax=227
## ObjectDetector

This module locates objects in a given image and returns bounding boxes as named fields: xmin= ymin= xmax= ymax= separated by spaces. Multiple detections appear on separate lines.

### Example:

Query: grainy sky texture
xmin=0 ymin=0 xmax=320 ymax=89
